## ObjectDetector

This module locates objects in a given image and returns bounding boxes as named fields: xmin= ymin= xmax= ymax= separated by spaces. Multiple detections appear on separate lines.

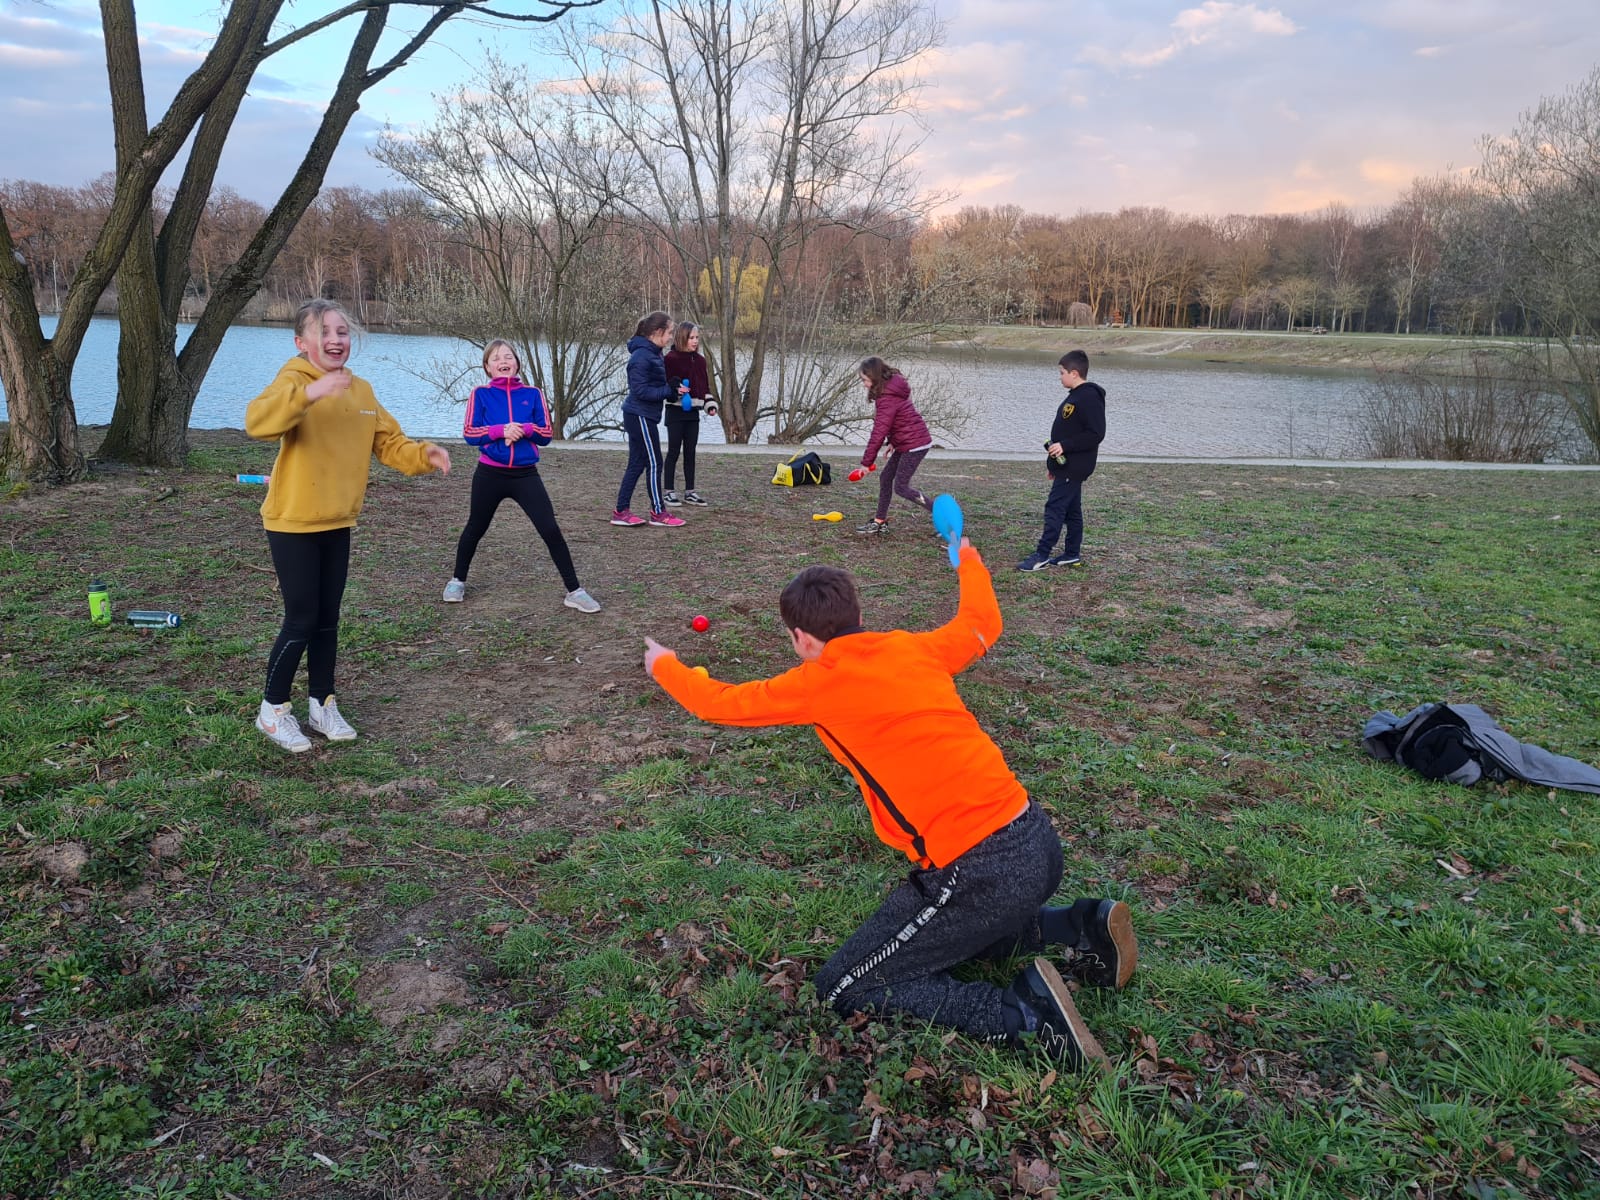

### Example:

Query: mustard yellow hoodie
xmin=245 ymin=356 xmax=439 ymax=533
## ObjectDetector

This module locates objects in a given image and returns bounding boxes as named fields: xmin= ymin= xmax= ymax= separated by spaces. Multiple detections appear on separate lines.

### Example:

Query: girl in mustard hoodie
xmin=245 ymin=299 xmax=451 ymax=753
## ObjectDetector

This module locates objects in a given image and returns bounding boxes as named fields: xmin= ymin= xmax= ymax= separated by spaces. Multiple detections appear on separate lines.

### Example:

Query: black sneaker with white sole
xmin=684 ymin=490 xmax=708 ymax=506
xmin=1016 ymin=552 xmax=1051 ymax=571
xmin=1039 ymin=898 xmax=1138 ymax=989
xmin=1003 ymin=958 xmax=1109 ymax=1069
xmin=663 ymin=490 xmax=683 ymax=507
xmin=1049 ymin=554 xmax=1083 ymax=567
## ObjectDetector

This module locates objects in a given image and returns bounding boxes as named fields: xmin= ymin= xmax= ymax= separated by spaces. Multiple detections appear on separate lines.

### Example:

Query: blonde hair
xmin=292 ymin=299 xmax=361 ymax=364
xmin=294 ymin=298 xmax=361 ymax=342
xmin=482 ymin=338 xmax=524 ymax=380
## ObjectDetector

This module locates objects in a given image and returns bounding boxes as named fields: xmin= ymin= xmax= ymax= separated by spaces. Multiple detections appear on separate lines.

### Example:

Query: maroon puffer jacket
xmin=862 ymin=374 xmax=932 ymax=465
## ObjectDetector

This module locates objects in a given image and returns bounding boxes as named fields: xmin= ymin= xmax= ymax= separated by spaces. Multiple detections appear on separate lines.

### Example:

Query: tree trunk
xmin=99 ymin=218 xmax=192 ymax=466
xmin=0 ymin=323 xmax=85 ymax=483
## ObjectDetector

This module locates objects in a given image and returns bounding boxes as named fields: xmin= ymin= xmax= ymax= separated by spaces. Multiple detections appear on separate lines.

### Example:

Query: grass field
xmin=2 ymin=432 xmax=1598 ymax=1199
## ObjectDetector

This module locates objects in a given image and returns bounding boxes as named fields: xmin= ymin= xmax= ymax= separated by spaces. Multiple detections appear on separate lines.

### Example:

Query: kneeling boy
xmin=643 ymin=540 xmax=1136 ymax=1065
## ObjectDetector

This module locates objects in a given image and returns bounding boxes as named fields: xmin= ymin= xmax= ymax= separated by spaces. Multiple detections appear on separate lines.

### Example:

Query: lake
xmin=2 ymin=317 xmax=1379 ymax=458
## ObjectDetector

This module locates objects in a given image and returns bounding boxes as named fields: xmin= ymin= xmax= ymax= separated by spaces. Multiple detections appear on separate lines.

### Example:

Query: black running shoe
xmin=1004 ymin=958 xmax=1108 ymax=1069
xmin=855 ymin=519 xmax=889 ymax=535
xmin=1041 ymin=898 xmax=1138 ymax=989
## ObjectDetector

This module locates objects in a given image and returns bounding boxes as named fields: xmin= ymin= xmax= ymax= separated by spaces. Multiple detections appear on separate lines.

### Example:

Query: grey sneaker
xmin=1004 ymin=958 xmax=1109 ymax=1069
xmin=564 ymin=587 xmax=602 ymax=614
xmin=1049 ymin=554 xmax=1083 ymax=568
xmin=257 ymin=700 xmax=312 ymax=754
xmin=1016 ymin=552 xmax=1051 ymax=572
xmin=855 ymin=518 xmax=889 ymax=535
xmin=683 ymin=490 xmax=708 ymax=506
xmin=307 ymin=695 xmax=358 ymax=741
xmin=663 ymin=490 xmax=683 ymax=507
xmin=442 ymin=577 xmax=466 ymax=602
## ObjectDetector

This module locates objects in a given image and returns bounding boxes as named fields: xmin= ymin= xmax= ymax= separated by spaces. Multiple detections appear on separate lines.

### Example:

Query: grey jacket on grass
xmin=1363 ymin=702 xmax=1600 ymax=795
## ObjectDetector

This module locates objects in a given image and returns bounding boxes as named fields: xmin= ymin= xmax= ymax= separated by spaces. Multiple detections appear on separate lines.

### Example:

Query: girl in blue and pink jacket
xmin=442 ymin=340 xmax=600 ymax=613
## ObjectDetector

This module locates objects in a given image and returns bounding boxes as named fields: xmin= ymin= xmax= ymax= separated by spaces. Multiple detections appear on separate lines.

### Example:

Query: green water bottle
xmin=88 ymin=579 xmax=111 ymax=625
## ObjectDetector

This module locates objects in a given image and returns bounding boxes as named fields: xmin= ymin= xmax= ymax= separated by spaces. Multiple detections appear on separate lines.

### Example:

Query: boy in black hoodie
xmin=1018 ymin=350 xmax=1106 ymax=571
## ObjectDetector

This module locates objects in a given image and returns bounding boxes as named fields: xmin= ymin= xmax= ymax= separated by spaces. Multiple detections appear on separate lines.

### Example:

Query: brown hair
xmin=780 ymin=565 xmax=861 ymax=642
xmin=858 ymin=355 xmax=902 ymax=399
xmin=635 ymin=310 xmax=673 ymax=339
xmin=294 ymin=298 xmax=360 ymax=342
xmin=482 ymin=338 xmax=524 ymax=380
xmin=672 ymin=321 xmax=700 ymax=352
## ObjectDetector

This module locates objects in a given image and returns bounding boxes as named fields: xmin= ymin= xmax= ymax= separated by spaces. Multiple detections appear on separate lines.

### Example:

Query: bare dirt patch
xmin=355 ymin=961 xmax=472 ymax=1028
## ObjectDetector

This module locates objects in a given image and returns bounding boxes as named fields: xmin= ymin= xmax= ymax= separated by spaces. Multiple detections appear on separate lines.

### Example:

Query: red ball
xmin=691 ymin=614 xmax=710 ymax=632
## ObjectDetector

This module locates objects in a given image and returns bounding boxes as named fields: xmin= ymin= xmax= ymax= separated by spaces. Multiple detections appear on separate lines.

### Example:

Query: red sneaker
xmin=648 ymin=511 xmax=686 ymax=527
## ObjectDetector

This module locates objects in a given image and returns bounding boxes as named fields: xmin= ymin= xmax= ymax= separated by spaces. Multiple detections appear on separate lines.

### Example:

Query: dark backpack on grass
xmin=772 ymin=451 xmax=831 ymax=486
xmin=1362 ymin=702 xmax=1600 ymax=794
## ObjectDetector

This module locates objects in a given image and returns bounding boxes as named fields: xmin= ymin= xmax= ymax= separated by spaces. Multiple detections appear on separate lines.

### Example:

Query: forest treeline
xmin=0 ymin=172 xmax=1547 ymax=339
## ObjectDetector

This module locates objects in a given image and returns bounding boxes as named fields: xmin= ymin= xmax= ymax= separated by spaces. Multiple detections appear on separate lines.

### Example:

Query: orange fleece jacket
xmin=651 ymin=547 xmax=1028 ymax=867
xmin=245 ymin=356 xmax=438 ymax=533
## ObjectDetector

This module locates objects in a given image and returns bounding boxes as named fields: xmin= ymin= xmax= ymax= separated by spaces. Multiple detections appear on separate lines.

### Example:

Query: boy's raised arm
xmin=921 ymin=539 xmax=1002 ymax=674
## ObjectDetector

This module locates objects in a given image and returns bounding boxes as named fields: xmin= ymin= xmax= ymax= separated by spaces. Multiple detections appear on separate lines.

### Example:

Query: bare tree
xmin=0 ymin=0 xmax=597 ymax=484
xmin=376 ymin=56 xmax=641 ymax=438
xmin=560 ymin=0 xmax=943 ymax=443
xmin=1380 ymin=179 xmax=1447 ymax=334
xmin=1214 ymin=215 xmax=1271 ymax=330
xmin=1474 ymin=66 xmax=1600 ymax=456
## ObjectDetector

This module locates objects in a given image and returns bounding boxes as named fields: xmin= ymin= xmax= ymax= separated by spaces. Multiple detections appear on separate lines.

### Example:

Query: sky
xmin=1 ymin=0 xmax=1597 ymax=219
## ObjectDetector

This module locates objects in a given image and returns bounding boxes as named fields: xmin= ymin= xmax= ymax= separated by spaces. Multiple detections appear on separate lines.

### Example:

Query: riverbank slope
xmin=939 ymin=323 xmax=1491 ymax=371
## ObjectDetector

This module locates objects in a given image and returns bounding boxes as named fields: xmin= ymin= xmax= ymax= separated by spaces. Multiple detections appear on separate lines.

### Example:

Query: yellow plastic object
xmin=691 ymin=665 xmax=709 ymax=677
xmin=813 ymin=511 xmax=844 ymax=522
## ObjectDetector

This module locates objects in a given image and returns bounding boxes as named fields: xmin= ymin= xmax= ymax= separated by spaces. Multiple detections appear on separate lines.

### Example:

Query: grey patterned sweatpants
xmin=811 ymin=802 xmax=1063 ymax=1039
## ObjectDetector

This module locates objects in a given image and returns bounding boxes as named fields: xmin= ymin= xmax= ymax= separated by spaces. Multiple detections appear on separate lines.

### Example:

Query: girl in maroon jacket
xmin=661 ymin=321 xmax=718 ymax=506
xmin=854 ymin=356 xmax=933 ymax=536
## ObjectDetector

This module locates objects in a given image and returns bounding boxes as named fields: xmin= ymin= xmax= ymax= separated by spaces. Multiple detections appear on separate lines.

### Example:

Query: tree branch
xmin=263 ymin=0 xmax=602 ymax=58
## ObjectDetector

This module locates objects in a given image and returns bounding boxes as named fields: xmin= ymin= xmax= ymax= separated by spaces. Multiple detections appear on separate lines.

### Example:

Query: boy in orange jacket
xmin=643 ymin=540 xmax=1136 ymax=1065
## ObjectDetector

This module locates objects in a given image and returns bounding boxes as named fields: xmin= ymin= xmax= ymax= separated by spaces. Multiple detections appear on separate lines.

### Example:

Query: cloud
xmin=1083 ymin=1 xmax=1297 ymax=70
xmin=1173 ymin=1 xmax=1297 ymax=43
xmin=0 ymin=42 xmax=83 ymax=67
xmin=1360 ymin=158 xmax=1423 ymax=187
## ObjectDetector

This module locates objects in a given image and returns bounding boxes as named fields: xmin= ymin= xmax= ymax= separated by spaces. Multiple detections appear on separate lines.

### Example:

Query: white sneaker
xmin=307 ymin=695 xmax=358 ymax=741
xmin=257 ymin=700 xmax=312 ymax=753
xmin=442 ymin=578 xmax=466 ymax=602
xmin=564 ymin=587 xmax=602 ymax=614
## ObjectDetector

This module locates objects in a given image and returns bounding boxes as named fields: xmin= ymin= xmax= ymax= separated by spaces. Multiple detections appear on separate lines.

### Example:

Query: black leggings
xmin=664 ymin=418 xmax=699 ymax=491
xmin=265 ymin=527 xmax=350 ymax=705
xmin=453 ymin=463 xmax=580 ymax=591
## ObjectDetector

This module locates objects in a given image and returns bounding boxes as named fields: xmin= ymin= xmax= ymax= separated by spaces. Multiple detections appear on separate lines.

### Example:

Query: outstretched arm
xmin=645 ymin=639 xmax=813 ymax=727
xmin=918 ymin=539 xmax=1002 ymax=673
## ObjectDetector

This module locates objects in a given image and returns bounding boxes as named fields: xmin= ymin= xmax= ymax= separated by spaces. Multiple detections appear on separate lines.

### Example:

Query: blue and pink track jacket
xmin=463 ymin=376 xmax=554 ymax=468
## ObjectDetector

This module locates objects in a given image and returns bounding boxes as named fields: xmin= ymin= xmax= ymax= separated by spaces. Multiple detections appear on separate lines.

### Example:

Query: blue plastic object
xmin=930 ymin=493 xmax=963 ymax=568
xmin=681 ymin=378 xmax=693 ymax=411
